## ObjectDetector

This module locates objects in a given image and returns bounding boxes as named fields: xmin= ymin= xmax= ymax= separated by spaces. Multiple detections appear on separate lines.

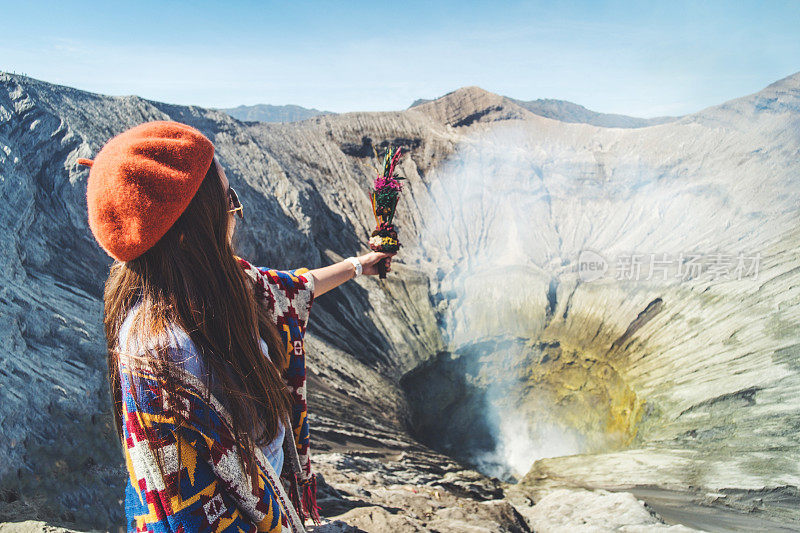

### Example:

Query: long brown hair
xmin=104 ymin=158 xmax=291 ymax=491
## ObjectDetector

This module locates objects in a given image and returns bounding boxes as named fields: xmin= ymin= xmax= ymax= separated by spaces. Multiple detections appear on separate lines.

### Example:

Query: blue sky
xmin=2 ymin=1 xmax=798 ymax=117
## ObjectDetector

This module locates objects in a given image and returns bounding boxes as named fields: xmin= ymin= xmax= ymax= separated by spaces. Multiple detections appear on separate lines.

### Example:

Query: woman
xmin=80 ymin=121 xmax=395 ymax=532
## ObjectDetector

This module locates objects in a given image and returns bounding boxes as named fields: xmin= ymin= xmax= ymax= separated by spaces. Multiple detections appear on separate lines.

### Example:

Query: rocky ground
xmin=1 ymin=71 xmax=799 ymax=531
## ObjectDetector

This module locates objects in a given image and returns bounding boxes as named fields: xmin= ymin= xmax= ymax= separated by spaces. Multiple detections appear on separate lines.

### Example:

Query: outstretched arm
xmin=308 ymin=251 xmax=396 ymax=298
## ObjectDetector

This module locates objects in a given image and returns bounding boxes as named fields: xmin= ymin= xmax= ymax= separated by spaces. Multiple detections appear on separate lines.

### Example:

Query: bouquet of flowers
xmin=368 ymin=145 xmax=405 ymax=278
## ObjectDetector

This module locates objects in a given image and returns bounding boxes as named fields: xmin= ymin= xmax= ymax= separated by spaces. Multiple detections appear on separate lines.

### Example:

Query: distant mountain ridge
xmin=410 ymin=92 xmax=677 ymax=128
xmin=221 ymin=103 xmax=334 ymax=123
xmin=226 ymin=90 xmax=676 ymax=128
xmin=507 ymin=97 xmax=677 ymax=127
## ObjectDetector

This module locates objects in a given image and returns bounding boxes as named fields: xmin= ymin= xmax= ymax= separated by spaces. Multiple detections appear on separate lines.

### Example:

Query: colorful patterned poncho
xmin=118 ymin=257 xmax=317 ymax=532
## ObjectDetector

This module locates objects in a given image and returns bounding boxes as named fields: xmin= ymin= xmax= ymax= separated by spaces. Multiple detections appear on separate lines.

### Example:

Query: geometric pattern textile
xmin=118 ymin=256 xmax=315 ymax=532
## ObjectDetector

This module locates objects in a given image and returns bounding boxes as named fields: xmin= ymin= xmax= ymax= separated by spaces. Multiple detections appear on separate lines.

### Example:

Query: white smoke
xmin=414 ymin=124 xmax=599 ymax=479
xmin=415 ymin=117 xmax=792 ymax=481
xmin=475 ymin=395 xmax=588 ymax=481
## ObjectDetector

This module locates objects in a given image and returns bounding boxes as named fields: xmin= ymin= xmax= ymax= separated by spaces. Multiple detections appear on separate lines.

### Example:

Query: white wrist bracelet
xmin=346 ymin=256 xmax=362 ymax=278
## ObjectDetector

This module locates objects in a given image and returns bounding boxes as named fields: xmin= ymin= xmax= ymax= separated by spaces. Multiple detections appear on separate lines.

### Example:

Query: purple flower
xmin=374 ymin=176 xmax=404 ymax=191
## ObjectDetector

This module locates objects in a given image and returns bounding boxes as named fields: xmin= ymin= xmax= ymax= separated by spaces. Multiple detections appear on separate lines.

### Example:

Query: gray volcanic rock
xmin=410 ymin=73 xmax=800 ymax=528
xmin=222 ymin=103 xmax=334 ymax=123
xmin=1 ymin=71 xmax=799 ymax=532
xmin=410 ymin=86 xmax=532 ymax=128
xmin=0 ymin=73 xmax=488 ymax=530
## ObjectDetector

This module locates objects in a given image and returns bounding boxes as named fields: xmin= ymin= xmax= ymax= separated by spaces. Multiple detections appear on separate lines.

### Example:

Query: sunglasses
xmin=227 ymin=186 xmax=244 ymax=220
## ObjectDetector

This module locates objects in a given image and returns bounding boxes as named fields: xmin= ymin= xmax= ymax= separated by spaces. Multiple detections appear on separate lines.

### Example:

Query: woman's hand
xmin=309 ymin=251 xmax=399 ymax=297
xmin=357 ymin=251 xmax=397 ymax=276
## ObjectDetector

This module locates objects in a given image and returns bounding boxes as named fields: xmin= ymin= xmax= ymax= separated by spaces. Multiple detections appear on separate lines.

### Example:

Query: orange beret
xmin=79 ymin=121 xmax=215 ymax=262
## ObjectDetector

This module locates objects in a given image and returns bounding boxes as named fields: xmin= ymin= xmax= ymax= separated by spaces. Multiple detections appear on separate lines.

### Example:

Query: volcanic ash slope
xmin=0 ymin=72 xmax=799 ymax=531
xmin=408 ymin=75 xmax=800 ymax=529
